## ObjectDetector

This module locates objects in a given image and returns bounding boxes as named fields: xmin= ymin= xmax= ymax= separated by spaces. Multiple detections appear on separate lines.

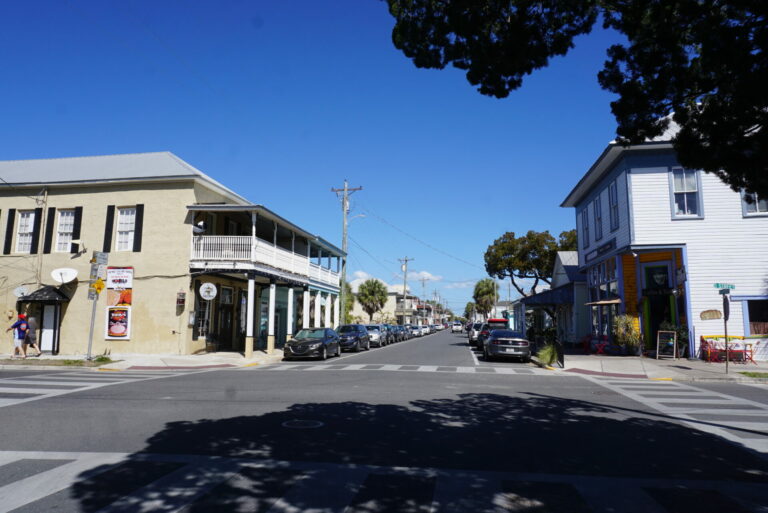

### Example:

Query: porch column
xmin=267 ymin=281 xmax=276 ymax=354
xmin=250 ymin=212 xmax=257 ymax=262
xmin=314 ymin=291 xmax=322 ymax=328
xmin=286 ymin=287 xmax=295 ymax=337
xmin=302 ymin=288 xmax=310 ymax=329
xmin=245 ymin=274 xmax=255 ymax=358
xmin=324 ymin=292 xmax=332 ymax=327
xmin=333 ymin=294 xmax=340 ymax=328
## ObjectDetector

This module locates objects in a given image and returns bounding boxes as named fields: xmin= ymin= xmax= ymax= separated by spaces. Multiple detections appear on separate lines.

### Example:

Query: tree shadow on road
xmin=69 ymin=392 xmax=768 ymax=512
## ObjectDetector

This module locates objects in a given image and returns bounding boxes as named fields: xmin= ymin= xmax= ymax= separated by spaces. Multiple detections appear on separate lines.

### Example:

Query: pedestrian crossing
xmin=0 ymin=370 xmax=194 ymax=409
xmin=0 ymin=450 xmax=763 ymax=512
xmin=260 ymin=362 xmax=555 ymax=376
xmin=588 ymin=377 xmax=768 ymax=454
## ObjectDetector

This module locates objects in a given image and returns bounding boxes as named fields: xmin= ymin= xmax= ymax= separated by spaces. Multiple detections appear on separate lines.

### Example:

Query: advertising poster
xmin=105 ymin=267 xmax=133 ymax=340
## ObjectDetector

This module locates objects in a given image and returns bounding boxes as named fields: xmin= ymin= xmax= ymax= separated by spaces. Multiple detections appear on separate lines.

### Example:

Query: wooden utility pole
xmin=331 ymin=180 xmax=362 ymax=324
xmin=398 ymin=257 xmax=414 ymax=324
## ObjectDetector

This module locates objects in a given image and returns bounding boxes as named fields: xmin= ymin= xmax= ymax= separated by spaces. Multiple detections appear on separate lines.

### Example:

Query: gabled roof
xmin=0 ymin=151 xmax=249 ymax=204
xmin=561 ymin=120 xmax=680 ymax=208
xmin=552 ymin=251 xmax=585 ymax=286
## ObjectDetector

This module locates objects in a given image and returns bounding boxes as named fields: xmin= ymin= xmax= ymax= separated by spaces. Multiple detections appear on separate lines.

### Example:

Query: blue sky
xmin=0 ymin=1 xmax=625 ymax=313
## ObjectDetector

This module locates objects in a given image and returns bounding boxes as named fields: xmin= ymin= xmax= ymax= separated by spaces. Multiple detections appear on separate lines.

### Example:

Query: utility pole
xmin=331 ymin=180 xmax=362 ymax=325
xmin=398 ymin=257 xmax=414 ymax=325
xmin=419 ymin=277 xmax=429 ymax=325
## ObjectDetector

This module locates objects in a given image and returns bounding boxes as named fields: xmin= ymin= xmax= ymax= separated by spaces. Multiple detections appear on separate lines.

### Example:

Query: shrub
xmin=537 ymin=343 xmax=558 ymax=365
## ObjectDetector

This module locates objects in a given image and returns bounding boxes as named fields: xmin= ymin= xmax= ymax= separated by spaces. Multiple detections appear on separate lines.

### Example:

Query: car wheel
xmin=354 ymin=341 xmax=360 ymax=352
xmin=336 ymin=344 xmax=342 ymax=357
xmin=319 ymin=347 xmax=327 ymax=361
xmin=366 ymin=341 xmax=370 ymax=350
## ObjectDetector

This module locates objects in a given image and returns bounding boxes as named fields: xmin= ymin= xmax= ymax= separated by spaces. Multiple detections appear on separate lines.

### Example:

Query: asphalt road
xmin=0 ymin=329 xmax=766 ymax=512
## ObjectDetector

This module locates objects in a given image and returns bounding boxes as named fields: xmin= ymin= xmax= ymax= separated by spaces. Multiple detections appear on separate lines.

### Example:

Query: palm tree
xmin=357 ymin=279 xmax=389 ymax=322
xmin=473 ymin=279 xmax=498 ymax=319
xmin=463 ymin=301 xmax=476 ymax=320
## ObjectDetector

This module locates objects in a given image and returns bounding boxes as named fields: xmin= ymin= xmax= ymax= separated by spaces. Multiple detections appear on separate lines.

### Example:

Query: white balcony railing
xmin=191 ymin=236 xmax=340 ymax=286
xmin=191 ymin=236 xmax=251 ymax=261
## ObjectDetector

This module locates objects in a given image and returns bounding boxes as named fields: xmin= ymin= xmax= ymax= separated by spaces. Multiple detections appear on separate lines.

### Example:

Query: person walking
xmin=6 ymin=313 xmax=28 ymax=359
xmin=23 ymin=316 xmax=42 ymax=357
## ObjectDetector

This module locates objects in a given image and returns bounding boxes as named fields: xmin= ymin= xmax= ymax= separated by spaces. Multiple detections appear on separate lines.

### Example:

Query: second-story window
xmin=593 ymin=196 xmax=603 ymax=240
xmin=608 ymin=180 xmax=619 ymax=231
xmin=56 ymin=209 xmax=75 ymax=252
xmin=116 ymin=207 xmax=136 ymax=251
xmin=743 ymin=191 xmax=768 ymax=216
xmin=671 ymin=168 xmax=701 ymax=217
xmin=581 ymin=209 xmax=590 ymax=248
xmin=16 ymin=210 xmax=35 ymax=254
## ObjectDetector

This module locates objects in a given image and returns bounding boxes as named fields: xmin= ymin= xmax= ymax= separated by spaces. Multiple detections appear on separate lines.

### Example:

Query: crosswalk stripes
xmin=0 ymin=451 xmax=764 ymax=512
xmin=586 ymin=377 xmax=768 ymax=454
xmin=258 ymin=363 xmax=554 ymax=376
xmin=0 ymin=370 xmax=196 ymax=410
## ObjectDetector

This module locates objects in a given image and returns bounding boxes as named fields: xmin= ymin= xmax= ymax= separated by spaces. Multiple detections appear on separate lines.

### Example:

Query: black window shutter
xmin=133 ymin=204 xmax=144 ymax=252
xmin=43 ymin=208 xmax=56 ymax=254
xmin=192 ymin=279 xmax=200 ymax=341
xmin=30 ymin=207 xmax=43 ymax=254
xmin=71 ymin=207 xmax=83 ymax=254
xmin=3 ymin=209 xmax=14 ymax=255
xmin=103 ymin=205 xmax=115 ymax=252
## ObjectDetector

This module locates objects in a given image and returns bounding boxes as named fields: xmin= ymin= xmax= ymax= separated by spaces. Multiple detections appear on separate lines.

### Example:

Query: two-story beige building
xmin=0 ymin=152 xmax=343 ymax=357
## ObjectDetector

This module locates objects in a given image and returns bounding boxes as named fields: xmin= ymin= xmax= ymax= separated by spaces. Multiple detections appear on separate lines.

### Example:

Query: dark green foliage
xmin=387 ymin=0 xmax=768 ymax=196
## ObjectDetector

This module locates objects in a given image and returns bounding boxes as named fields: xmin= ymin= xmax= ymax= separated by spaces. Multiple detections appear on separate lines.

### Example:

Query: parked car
xmin=420 ymin=325 xmax=430 ymax=336
xmin=366 ymin=324 xmax=387 ymax=347
xmin=451 ymin=322 xmax=463 ymax=333
xmin=336 ymin=324 xmax=370 ymax=352
xmin=482 ymin=329 xmax=531 ymax=362
xmin=468 ymin=322 xmax=483 ymax=344
xmin=383 ymin=324 xmax=397 ymax=344
xmin=409 ymin=325 xmax=422 ymax=337
xmin=394 ymin=325 xmax=406 ymax=341
xmin=476 ymin=319 xmax=511 ymax=349
xmin=283 ymin=328 xmax=340 ymax=360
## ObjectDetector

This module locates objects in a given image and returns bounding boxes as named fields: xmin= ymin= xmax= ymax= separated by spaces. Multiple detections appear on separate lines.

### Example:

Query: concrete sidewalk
xmin=548 ymin=353 xmax=768 ymax=382
xmin=0 ymin=350 xmax=285 ymax=371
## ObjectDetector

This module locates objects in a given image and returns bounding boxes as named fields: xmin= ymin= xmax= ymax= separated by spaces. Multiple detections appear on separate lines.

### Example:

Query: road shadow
xmin=68 ymin=393 xmax=768 ymax=511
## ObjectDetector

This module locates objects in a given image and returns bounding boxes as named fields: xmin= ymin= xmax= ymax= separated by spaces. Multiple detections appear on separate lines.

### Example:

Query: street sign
xmin=88 ymin=290 xmax=98 ymax=301
xmin=200 ymin=283 xmax=217 ymax=301
xmin=713 ymin=283 xmax=735 ymax=289
xmin=719 ymin=289 xmax=731 ymax=295
xmin=92 ymin=251 xmax=108 ymax=265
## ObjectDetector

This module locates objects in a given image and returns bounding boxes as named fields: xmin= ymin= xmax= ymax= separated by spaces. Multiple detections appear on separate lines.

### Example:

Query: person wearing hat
xmin=6 ymin=313 xmax=29 ymax=359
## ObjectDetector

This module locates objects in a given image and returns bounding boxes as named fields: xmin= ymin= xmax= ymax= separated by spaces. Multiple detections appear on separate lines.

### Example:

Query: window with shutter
xmin=56 ymin=210 xmax=75 ymax=252
xmin=16 ymin=211 xmax=35 ymax=254
xmin=116 ymin=207 xmax=136 ymax=251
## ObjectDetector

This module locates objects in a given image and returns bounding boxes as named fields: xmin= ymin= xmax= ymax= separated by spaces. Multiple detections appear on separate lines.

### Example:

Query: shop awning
xmin=520 ymin=283 xmax=574 ymax=306
xmin=585 ymin=298 xmax=622 ymax=306
xmin=19 ymin=285 xmax=71 ymax=303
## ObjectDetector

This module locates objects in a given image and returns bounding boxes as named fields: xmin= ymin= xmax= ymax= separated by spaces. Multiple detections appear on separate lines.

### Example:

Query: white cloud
xmin=349 ymin=271 xmax=400 ymax=294
xmin=444 ymin=280 xmax=475 ymax=289
xmin=407 ymin=270 xmax=443 ymax=282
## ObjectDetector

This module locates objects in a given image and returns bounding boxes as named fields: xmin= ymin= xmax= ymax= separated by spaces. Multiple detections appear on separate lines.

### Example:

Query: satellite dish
xmin=192 ymin=220 xmax=207 ymax=234
xmin=13 ymin=286 xmax=28 ymax=298
xmin=51 ymin=268 xmax=78 ymax=284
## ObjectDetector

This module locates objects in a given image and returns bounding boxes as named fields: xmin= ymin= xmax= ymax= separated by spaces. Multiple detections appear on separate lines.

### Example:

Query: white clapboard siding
xmin=629 ymin=169 xmax=768 ymax=337
xmin=577 ymin=170 xmax=632 ymax=267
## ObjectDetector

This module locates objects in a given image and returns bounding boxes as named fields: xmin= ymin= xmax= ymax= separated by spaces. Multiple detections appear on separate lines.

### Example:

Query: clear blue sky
xmin=0 ymin=1 xmax=624 ymax=313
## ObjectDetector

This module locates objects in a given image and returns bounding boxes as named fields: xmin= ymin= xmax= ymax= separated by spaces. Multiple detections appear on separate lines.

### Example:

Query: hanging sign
xmin=200 ymin=283 xmax=217 ymax=301
xmin=105 ymin=267 xmax=133 ymax=340
xmin=700 ymin=309 xmax=722 ymax=320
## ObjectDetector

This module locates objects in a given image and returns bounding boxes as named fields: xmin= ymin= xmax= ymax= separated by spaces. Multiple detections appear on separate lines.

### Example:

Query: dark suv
xmin=475 ymin=319 xmax=510 ymax=350
xmin=337 ymin=324 xmax=370 ymax=352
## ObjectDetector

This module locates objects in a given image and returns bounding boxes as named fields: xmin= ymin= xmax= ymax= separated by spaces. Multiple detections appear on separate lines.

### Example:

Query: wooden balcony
xmin=190 ymin=235 xmax=340 ymax=287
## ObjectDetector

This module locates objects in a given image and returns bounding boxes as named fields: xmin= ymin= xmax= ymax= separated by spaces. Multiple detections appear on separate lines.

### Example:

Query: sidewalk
xmin=545 ymin=353 xmax=768 ymax=383
xmin=0 ymin=350 xmax=285 ymax=371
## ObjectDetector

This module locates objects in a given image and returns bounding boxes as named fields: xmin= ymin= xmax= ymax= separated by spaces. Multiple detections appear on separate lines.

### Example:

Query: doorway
xmin=642 ymin=264 xmax=675 ymax=346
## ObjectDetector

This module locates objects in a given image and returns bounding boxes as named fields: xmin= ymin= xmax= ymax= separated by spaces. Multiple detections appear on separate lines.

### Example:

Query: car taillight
xmin=481 ymin=330 xmax=489 ymax=336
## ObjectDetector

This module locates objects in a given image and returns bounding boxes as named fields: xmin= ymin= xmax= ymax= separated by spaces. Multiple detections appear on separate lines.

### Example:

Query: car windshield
xmin=338 ymin=325 xmax=357 ymax=333
xmin=294 ymin=329 xmax=325 ymax=339
xmin=473 ymin=323 xmax=482 ymax=329
xmin=491 ymin=329 xmax=521 ymax=338
xmin=366 ymin=326 xmax=380 ymax=332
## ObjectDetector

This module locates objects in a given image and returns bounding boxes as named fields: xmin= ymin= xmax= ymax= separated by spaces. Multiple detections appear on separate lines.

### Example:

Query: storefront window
xmin=587 ymin=256 xmax=620 ymax=339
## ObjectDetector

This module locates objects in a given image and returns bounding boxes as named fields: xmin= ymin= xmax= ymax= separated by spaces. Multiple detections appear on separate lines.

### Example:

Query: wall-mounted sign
xmin=713 ymin=283 xmax=735 ymax=290
xmin=584 ymin=239 xmax=616 ymax=263
xmin=106 ymin=267 xmax=133 ymax=340
xmin=700 ymin=309 xmax=722 ymax=320
xmin=200 ymin=283 xmax=217 ymax=301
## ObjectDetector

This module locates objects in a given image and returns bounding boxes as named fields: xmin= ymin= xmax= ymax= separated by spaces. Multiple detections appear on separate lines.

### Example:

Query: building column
xmin=303 ymin=288 xmax=310 ymax=329
xmin=333 ymin=293 xmax=340 ymax=328
xmin=313 ymin=291 xmax=322 ymax=328
xmin=245 ymin=274 xmax=255 ymax=358
xmin=267 ymin=281 xmax=276 ymax=354
xmin=286 ymin=287 xmax=295 ymax=337
xmin=324 ymin=292 xmax=332 ymax=327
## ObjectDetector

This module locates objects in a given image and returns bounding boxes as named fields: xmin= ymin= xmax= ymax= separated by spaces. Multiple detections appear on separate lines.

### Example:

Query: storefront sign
xmin=700 ymin=309 xmax=722 ymax=320
xmin=584 ymin=239 xmax=616 ymax=263
xmin=200 ymin=283 xmax=217 ymax=301
xmin=106 ymin=267 xmax=133 ymax=340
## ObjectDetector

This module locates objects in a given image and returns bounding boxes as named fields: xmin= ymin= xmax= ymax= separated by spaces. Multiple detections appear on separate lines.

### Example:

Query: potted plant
xmin=613 ymin=315 xmax=641 ymax=355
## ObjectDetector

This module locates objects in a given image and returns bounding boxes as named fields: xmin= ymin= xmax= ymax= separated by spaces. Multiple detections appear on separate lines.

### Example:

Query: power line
xmin=360 ymin=206 xmax=485 ymax=270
